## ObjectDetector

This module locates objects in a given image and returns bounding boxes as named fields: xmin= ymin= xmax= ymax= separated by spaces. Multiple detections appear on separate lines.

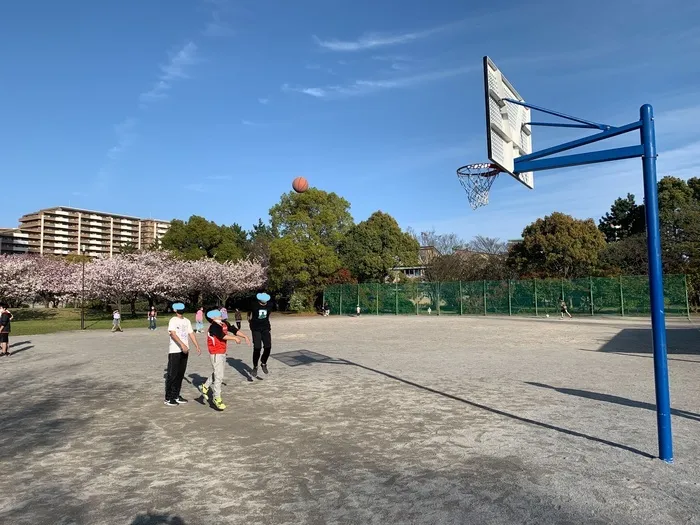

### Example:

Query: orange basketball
xmin=292 ymin=176 xmax=309 ymax=193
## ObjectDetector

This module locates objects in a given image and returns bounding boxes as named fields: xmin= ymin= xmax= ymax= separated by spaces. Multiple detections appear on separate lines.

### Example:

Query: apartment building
xmin=0 ymin=228 xmax=30 ymax=255
xmin=17 ymin=207 xmax=170 ymax=257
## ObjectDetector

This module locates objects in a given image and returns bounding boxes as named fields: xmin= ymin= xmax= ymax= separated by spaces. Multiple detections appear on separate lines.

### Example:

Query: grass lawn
xmin=8 ymin=308 xmax=199 ymax=336
xmin=8 ymin=308 xmax=321 ymax=336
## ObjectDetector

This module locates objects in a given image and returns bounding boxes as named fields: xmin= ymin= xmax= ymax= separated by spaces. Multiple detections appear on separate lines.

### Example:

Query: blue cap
xmin=256 ymin=292 xmax=271 ymax=303
xmin=172 ymin=302 xmax=185 ymax=311
xmin=207 ymin=309 xmax=222 ymax=318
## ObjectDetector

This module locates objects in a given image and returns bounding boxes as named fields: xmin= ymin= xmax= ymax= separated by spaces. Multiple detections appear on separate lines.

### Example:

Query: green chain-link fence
xmin=323 ymin=275 xmax=690 ymax=318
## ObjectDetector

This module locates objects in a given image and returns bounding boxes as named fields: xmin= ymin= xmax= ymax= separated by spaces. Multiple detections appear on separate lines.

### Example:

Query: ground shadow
xmin=131 ymin=512 xmax=187 ymax=524
xmin=272 ymin=350 xmax=655 ymax=460
xmin=226 ymin=357 xmax=255 ymax=382
xmin=8 ymin=340 xmax=34 ymax=355
xmin=187 ymin=372 xmax=207 ymax=387
xmin=597 ymin=327 xmax=700 ymax=355
xmin=526 ymin=382 xmax=700 ymax=422
xmin=578 ymin=347 xmax=700 ymax=364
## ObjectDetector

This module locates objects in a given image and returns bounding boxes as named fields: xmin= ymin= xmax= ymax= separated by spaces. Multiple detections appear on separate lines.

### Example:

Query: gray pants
xmin=203 ymin=353 xmax=226 ymax=399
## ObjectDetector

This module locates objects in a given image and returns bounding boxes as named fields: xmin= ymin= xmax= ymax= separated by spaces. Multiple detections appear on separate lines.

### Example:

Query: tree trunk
xmin=130 ymin=298 xmax=137 ymax=316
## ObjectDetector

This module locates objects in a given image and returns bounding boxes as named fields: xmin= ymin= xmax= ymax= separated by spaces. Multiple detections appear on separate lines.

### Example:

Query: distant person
xmin=323 ymin=302 xmax=330 ymax=316
xmin=248 ymin=293 xmax=272 ymax=378
xmin=112 ymin=309 xmax=123 ymax=332
xmin=148 ymin=306 xmax=157 ymax=330
xmin=195 ymin=307 xmax=204 ymax=333
xmin=560 ymin=300 xmax=572 ymax=319
xmin=0 ymin=303 xmax=12 ymax=356
xmin=234 ymin=308 xmax=242 ymax=329
xmin=427 ymin=307 xmax=432 ymax=315
xmin=200 ymin=309 xmax=250 ymax=411
xmin=356 ymin=305 xmax=361 ymax=316
xmin=220 ymin=306 xmax=228 ymax=321
xmin=165 ymin=302 xmax=201 ymax=406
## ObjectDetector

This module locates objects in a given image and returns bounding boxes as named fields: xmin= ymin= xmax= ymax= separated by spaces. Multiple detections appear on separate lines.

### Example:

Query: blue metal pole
xmin=640 ymin=104 xmax=673 ymax=463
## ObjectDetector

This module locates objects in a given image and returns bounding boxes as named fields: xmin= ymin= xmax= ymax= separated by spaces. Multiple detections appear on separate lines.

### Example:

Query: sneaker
xmin=199 ymin=384 xmax=209 ymax=397
xmin=164 ymin=399 xmax=178 ymax=407
xmin=213 ymin=397 xmax=226 ymax=410
xmin=175 ymin=396 xmax=188 ymax=404
xmin=251 ymin=366 xmax=258 ymax=378
xmin=261 ymin=363 xmax=269 ymax=375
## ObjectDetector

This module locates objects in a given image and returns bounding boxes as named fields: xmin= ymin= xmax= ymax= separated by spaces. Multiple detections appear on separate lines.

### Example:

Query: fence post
xmin=560 ymin=278 xmax=564 ymax=301
xmin=395 ymin=282 xmax=398 ymax=315
xmin=534 ymin=279 xmax=538 ymax=317
xmin=620 ymin=275 xmax=625 ymax=317
xmin=437 ymin=282 xmax=441 ymax=316
xmin=483 ymin=280 xmax=487 ymax=316
xmin=685 ymin=274 xmax=691 ymax=320
xmin=357 ymin=284 xmax=360 ymax=310
xmin=376 ymin=282 xmax=379 ymax=316
xmin=508 ymin=279 xmax=512 ymax=316
xmin=339 ymin=287 xmax=343 ymax=316
xmin=459 ymin=281 xmax=463 ymax=315
xmin=589 ymin=276 xmax=594 ymax=316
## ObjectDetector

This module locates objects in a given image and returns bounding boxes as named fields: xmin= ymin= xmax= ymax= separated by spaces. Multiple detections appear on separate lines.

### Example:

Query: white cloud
xmin=313 ymin=21 xmax=461 ymax=52
xmin=258 ymin=97 xmax=269 ymax=105
xmin=140 ymin=41 xmax=198 ymax=104
xmin=106 ymin=118 xmax=138 ymax=160
xmin=204 ymin=12 xmax=234 ymax=37
xmin=184 ymin=183 xmax=206 ymax=193
xmin=284 ymin=65 xmax=476 ymax=99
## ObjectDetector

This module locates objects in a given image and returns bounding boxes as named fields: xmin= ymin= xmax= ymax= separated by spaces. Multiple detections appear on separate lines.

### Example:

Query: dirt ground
xmin=1 ymin=314 xmax=699 ymax=525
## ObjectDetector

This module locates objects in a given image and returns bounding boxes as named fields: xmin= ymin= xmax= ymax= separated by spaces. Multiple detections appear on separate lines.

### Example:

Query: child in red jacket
xmin=200 ymin=309 xmax=250 ymax=410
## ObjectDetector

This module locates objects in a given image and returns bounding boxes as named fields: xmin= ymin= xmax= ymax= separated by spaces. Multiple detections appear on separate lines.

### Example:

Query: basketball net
xmin=457 ymin=163 xmax=501 ymax=210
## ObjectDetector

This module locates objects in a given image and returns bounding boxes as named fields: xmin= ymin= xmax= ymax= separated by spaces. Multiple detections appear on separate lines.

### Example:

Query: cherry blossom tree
xmin=205 ymin=257 xmax=266 ymax=306
xmin=0 ymin=255 xmax=39 ymax=306
xmin=0 ymin=251 xmax=266 ymax=312
xmin=34 ymin=256 xmax=81 ymax=307
xmin=131 ymin=251 xmax=183 ymax=305
xmin=84 ymin=254 xmax=145 ymax=311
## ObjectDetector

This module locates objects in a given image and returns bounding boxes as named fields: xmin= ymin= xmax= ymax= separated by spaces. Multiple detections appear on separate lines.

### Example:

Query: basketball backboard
xmin=483 ymin=56 xmax=534 ymax=188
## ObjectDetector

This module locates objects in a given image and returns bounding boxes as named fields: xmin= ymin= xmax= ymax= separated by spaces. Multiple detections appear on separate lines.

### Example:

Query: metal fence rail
xmin=323 ymin=275 xmax=690 ymax=318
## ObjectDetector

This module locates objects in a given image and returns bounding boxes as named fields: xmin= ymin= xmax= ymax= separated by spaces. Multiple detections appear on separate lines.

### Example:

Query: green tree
xmin=508 ymin=212 xmax=606 ymax=278
xmin=339 ymin=211 xmax=419 ymax=282
xmin=270 ymin=188 xmax=353 ymax=246
xmin=161 ymin=215 xmax=248 ymax=262
xmin=598 ymin=193 xmax=645 ymax=242
xmin=687 ymin=177 xmax=700 ymax=202
xmin=268 ymin=189 xmax=354 ymax=308
xmin=599 ymin=233 xmax=648 ymax=275
xmin=248 ymin=218 xmax=275 ymax=263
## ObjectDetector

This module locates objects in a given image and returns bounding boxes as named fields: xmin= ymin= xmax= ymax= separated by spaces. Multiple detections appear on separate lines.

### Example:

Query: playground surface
xmin=1 ymin=314 xmax=699 ymax=525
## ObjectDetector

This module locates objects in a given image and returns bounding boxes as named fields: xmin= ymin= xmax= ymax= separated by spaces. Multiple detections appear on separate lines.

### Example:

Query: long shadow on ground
xmin=8 ymin=340 xmax=34 ymax=355
xmin=226 ymin=357 xmax=255 ymax=382
xmin=131 ymin=512 xmax=187 ymax=524
xmin=526 ymin=382 xmax=700 ymax=422
xmin=273 ymin=350 xmax=655 ymax=460
xmin=597 ymin=327 xmax=700 ymax=355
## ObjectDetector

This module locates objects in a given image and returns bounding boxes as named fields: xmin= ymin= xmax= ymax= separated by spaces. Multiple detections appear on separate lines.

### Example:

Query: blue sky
xmin=2 ymin=0 xmax=699 ymax=242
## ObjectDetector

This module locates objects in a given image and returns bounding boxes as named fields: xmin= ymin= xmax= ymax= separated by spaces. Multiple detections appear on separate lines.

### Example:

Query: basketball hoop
xmin=457 ymin=163 xmax=502 ymax=209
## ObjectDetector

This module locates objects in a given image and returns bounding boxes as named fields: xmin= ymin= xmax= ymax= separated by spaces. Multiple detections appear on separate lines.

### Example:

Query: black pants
xmin=165 ymin=352 xmax=189 ymax=400
xmin=252 ymin=329 xmax=271 ymax=367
